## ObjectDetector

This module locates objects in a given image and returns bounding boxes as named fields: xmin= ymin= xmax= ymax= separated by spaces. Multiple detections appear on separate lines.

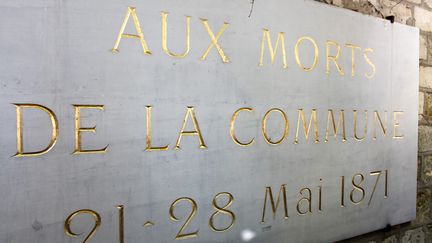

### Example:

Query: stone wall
xmin=315 ymin=0 xmax=432 ymax=242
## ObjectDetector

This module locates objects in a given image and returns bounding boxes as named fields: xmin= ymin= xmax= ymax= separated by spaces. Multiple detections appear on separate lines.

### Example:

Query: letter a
xmin=112 ymin=7 xmax=151 ymax=54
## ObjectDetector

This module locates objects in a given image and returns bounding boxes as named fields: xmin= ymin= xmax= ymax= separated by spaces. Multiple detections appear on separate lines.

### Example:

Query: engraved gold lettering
xmin=261 ymin=185 xmax=288 ymax=222
xmin=175 ymin=107 xmax=207 ymax=149
xmin=368 ymin=171 xmax=381 ymax=205
xmin=296 ymin=188 xmax=312 ymax=215
xmin=209 ymin=192 xmax=236 ymax=232
xmin=326 ymin=40 xmax=344 ymax=75
xmin=373 ymin=111 xmax=387 ymax=140
xmin=73 ymin=105 xmax=108 ymax=154
xmin=353 ymin=110 xmax=367 ymax=141
xmin=325 ymin=109 xmax=346 ymax=142
xmin=161 ymin=12 xmax=190 ymax=58
xmin=345 ymin=44 xmax=361 ymax=76
xmin=350 ymin=173 xmax=365 ymax=204
xmin=341 ymin=176 xmax=345 ymax=207
xmin=143 ymin=221 xmax=154 ymax=227
xmin=318 ymin=179 xmax=322 ymax=212
xmin=14 ymin=104 xmax=59 ymax=157
xmin=112 ymin=7 xmax=151 ymax=54
xmin=169 ymin=197 xmax=199 ymax=240
xmin=65 ymin=209 xmax=101 ymax=243
xmin=261 ymin=108 xmax=289 ymax=145
xmin=363 ymin=48 xmax=376 ymax=79
xmin=259 ymin=29 xmax=287 ymax=68
xmin=385 ymin=170 xmax=388 ymax=198
xmin=145 ymin=106 xmax=169 ymax=151
xmin=117 ymin=205 xmax=124 ymax=243
xmin=294 ymin=36 xmax=319 ymax=71
xmin=393 ymin=111 xmax=404 ymax=139
xmin=294 ymin=109 xmax=319 ymax=144
xmin=230 ymin=107 xmax=254 ymax=146
xmin=200 ymin=19 xmax=229 ymax=63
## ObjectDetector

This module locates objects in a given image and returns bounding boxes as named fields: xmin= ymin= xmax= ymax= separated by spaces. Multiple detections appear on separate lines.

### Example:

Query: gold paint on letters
xmin=393 ymin=111 xmax=404 ymax=139
xmin=368 ymin=171 xmax=381 ymax=206
xmin=341 ymin=176 xmax=345 ymax=207
xmin=353 ymin=110 xmax=367 ymax=141
xmin=112 ymin=7 xmax=152 ymax=55
xmin=230 ymin=107 xmax=255 ymax=146
xmin=345 ymin=44 xmax=361 ymax=76
xmin=65 ymin=209 xmax=101 ymax=243
xmin=373 ymin=111 xmax=387 ymax=140
xmin=117 ymin=205 xmax=124 ymax=243
xmin=297 ymin=188 xmax=312 ymax=215
xmin=350 ymin=173 xmax=365 ymax=204
xmin=325 ymin=109 xmax=346 ymax=142
xmin=385 ymin=170 xmax=389 ymax=198
xmin=14 ymin=104 xmax=59 ymax=157
xmin=209 ymin=192 xmax=236 ymax=232
xmin=161 ymin=12 xmax=191 ymax=58
xmin=318 ymin=179 xmax=323 ymax=212
xmin=294 ymin=109 xmax=319 ymax=144
xmin=143 ymin=221 xmax=155 ymax=227
xmin=261 ymin=185 xmax=289 ymax=222
xmin=175 ymin=107 xmax=207 ymax=149
xmin=259 ymin=29 xmax=287 ymax=68
xmin=294 ymin=36 xmax=319 ymax=71
xmin=169 ymin=197 xmax=199 ymax=240
xmin=363 ymin=48 xmax=376 ymax=79
xmin=145 ymin=106 xmax=169 ymax=151
xmin=73 ymin=105 xmax=108 ymax=154
xmin=261 ymin=108 xmax=289 ymax=145
xmin=200 ymin=19 xmax=230 ymax=63
xmin=326 ymin=40 xmax=345 ymax=75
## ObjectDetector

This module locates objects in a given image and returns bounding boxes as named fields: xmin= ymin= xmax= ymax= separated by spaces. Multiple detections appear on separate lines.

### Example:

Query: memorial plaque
xmin=0 ymin=0 xmax=419 ymax=242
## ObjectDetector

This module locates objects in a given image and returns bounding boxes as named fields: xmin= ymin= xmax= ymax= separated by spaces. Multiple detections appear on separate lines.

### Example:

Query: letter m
xmin=259 ymin=29 xmax=287 ymax=68
xmin=261 ymin=184 xmax=289 ymax=222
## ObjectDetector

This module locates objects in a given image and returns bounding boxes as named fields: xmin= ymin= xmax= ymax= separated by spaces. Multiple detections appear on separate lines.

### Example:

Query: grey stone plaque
xmin=0 ymin=0 xmax=419 ymax=242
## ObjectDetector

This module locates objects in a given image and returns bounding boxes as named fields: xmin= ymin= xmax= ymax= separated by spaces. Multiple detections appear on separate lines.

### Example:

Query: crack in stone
xmin=248 ymin=0 xmax=255 ymax=18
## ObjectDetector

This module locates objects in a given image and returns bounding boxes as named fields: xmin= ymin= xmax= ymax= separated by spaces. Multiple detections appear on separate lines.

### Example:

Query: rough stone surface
xmin=415 ymin=7 xmax=432 ymax=32
xmin=333 ymin=0 xmax=343 ymax=7
xmin=422 ymin=156 xmax=432 ymax=186
xmin=426 ymin=0 xmax=432 ymax=9
xmin=420 ymin=66 xmax=432 ymax=89
xmin=420 ymin=92 xmax=425 ymax=115
xmin=342 ymin=0 xmax=383 ymax=17
xmin=425 ymin=224 xmax=432 ymax=243
xmin=413 ymin=189 xmax=432 ymax=225
xmin=419 ymin=126 xmax=432 ymax=152
xmin=408 ymin=0 xmax=422 ymax=4
xmin=401 ymin=227 xmax=426 ymax=243
xmin=380 ymin=0 xmax=413 ymax=24
xmin=421 ymin=35 xmax=428 ymax=61
xmin=383 ymin=235 xmax=398 ymax=243
xmin=428 ymin=36 xmax=432 ymax=65
xmin=425 ymin=93 xmax=432 ymax=118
